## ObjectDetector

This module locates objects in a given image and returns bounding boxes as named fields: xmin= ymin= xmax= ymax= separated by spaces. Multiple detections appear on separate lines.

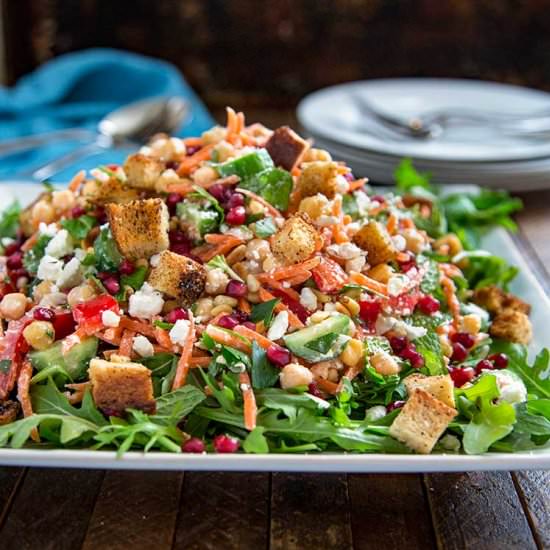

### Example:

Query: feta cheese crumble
xmin=101 ymin=310 xmax=121 ymax=328
xmin=45 ymin=229 xmax=73 ymax=258
xmin=267 ymin=310 xmax=289 ymax=341
xmin=300 ymin=288 xmax=318 ymax=311
xmin=128 ymin=283 xmax=164 ymax=319
xmin=489 ymin=370 xmax=528 ymax=404
xmin=38 ymin=222 xmax=58 ymax=237
xmin=169 ymin=319 xmax=191 ymax=346
xmin=387 ymin=275 xmax=409 ymax=297
xmin=56 ymin=257 xmax=83 ymax=290
xmin=37 ymin=255 xmax=63 ymax=282
xmin=132 ymin=335 xmax=154 ymax=358
xmin=326 ymin=242 xmax=362 ymax=260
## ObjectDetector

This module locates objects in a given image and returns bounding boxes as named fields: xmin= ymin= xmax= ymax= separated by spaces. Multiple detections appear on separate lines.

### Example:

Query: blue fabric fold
xmin=0 ymin=48 xmax=215 ymax=180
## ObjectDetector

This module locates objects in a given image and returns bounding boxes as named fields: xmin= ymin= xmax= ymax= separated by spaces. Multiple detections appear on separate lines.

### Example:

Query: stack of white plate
xmin=297 ymin=79 xmax=550 ymax=191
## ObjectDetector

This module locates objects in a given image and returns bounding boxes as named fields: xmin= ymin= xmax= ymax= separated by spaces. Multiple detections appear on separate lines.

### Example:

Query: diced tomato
xmin=73 ymin=295 xmax=120 ymax=335
xmin=311 ymin=257 xmax=349 ymax=293
xmin=268 ymin=287 xmax=309 ymax=323
xmin=52 ymin=310 xmax=76 ymax=340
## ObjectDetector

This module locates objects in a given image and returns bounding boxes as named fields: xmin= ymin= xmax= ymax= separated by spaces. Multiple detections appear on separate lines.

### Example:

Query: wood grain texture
xmin=0 ymin=467 xmax=25 ymax=529
xmin=348 ymin=474 xmax=436 ymax=549
xmin=425 ymin=472 xmax=537 ymax=550
xmin=173 ymin=472 xmax=269 ymax=550
xmin=270 ymin=473 xmax=353 ymax=550
xmin=512 ymin=470 xmax=550 ymax=549
xmin=82 ymin=471 xmax=183 ymax=550
xmin=0 ymin=468 xmax=103 ymax=550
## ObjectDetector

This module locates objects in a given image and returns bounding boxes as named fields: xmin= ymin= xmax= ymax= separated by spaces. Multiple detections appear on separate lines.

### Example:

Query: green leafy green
xmin=250 ymin=341 xmax=279 ymax=389
xmin=305 ymin=332 xmax=340 ymax=354
xmin=243 ymin=426 xmax=269 ymax=453
xmin=206 ymin=255 xmax=244 ymax=282
xmin=395 ymin=158 xmax=432 ymax=193
xmin=453 ymin=250 xmax=518 ymax=289
xmin=217 ymin=149 xmax=274 ymax=179
xmin=138 ymin=353 xmax=178 ymax=396
xmin=94 ymin=226 xmax=122 ymax=272
xmin=0 ymin=201 xmax=21 ymax=240
xmin=250 ymin=298 xmax=279 ymax=327
xmin=240 ymin=168 xmax=293 ymax=211
xmin=61 ymin=215 xmax=97 ymax=240
xmin=23 ymin=234 xmax=52 ymax=275
xmin=154 ymin=386 xmax=206 ymax=425
xmin=415 ymin=332 xmax=446 ymax=375
xmin=117 ymin=265 xmax=148 ymax=300
xmin=253 ymin=217 xmax=278 ymax=238
xmin=0 ymin=359 xmax=11 ymax=374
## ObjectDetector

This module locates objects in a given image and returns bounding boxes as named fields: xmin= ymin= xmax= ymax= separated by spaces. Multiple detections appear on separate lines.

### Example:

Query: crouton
xmin=148 ymin=250 xmax=207 ymax=307
xmin=271 ymin=214 xmax=318 ymax=265
xmin=123 ymin=153 xmax=165 ymax=191
xmin=404 ymin=374 xmax=455 ymax=408
xmin=353 ymin=220 xmax=397 ymax=266
xmin=89 ymin=358 xmax=155 ymax=415
xmin=106 ymin=198 xmax=169 ymax=260
xmin=490 ymin=310 xmax=532 ymax=344
xmin=265 ymin=126 xmax=309 ymax=171
xmin=0 ymin=400 xmax=19 ymax=426
xmin=473 ymin=285 xmax=531 ymax=316
xmin=82 ymin=178 xmax=140 ymax=206
xmin=389 ymin=388 xmax=457 ymax=454
xmin=295 ymin=161 xmax=341 ymax=199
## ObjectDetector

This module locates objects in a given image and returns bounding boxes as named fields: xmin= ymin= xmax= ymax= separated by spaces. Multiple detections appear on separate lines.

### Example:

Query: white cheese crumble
xmin=374 ymin=315 xmax=427 ymax=340
xmin=316 ymin=215 xmax=340 ymax=227
xmin=132 ymin=335 xmax=154 ymax=358
xmin=169 ymin=319 xmax=191 ymax=346
xmin=267 ymin=310 xmax=289 ymax=341
xmin=354 ymin=191 xmax=371 ymax=216
xmin=150 ymin=254 xmax=161 ymax=267
xmin=489 ymin=371 xmax=527 ymax=404
xmin=38 ymin=222 xmax=58 ymax=237
xmin=300 ymin=288 xmax=318 ymax=312
xmin=56 ymin=257 xmax=83 ymax=290
xmin=334 ymin=174 xmax=350 ymax=194
xmin=45 ymin=229 xmax=73 ymax=258
xmin=326 ymin=242 xmax=362 ymax=260
xmin=345 ymin=255 xmax=366 ymax=274
xmin=221 ymin=225 xmax=254 ymax=241
xmin=391 ymin=234 xmax=407 ymax=252
xmin=90 ymin=168 xmax=111 ymax=183
xmin=128 ymin=282 xmax=164 ymax=319
xmin=37 ymin=255 xmax=63 ymax=282
xmin=387 ymin=274 xmax=409 ymax=296
xmin=365 ymin=405 xmax=388 ymax=422
xmin=101 ymin=309 xmax=121 ymax=328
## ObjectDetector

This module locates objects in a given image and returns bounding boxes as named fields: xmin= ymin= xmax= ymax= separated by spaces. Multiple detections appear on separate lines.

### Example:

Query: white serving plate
xmin=0 ymin=182 xmax=548 ymax=472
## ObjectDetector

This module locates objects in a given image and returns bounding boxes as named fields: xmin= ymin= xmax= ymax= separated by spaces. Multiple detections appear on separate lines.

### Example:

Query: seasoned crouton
xmin=89 ymin=358 xmax=155 ymax=415
xmin=389 ymin=388 xmax=457 ymax=454
xmin=265 ymin=126 xmax=309 ymax=171
xmin=473 ymin=285 xmax=531 ymax=316
xmin=106 ymin=198 xmax=169 ymax=260
xmin=0 ymin=400 xmax=19 ymax=426
xmin=148 ymin=250 xmax=207 ymax=307
xmin=271 ymin=214 xmax=318 ymax=265
xmin=295 ymin=161 xmax=341 ymax=199
xmin=123 ymin=153 xmax=164 ymax=190
xmin=82 ymin=178 xmax=139 ymax=206
xmin=490 ymin=310 xmax=532 ymax=344
xmin=404 ymin=374 xmax=455 ymax=408
xmin=353 ymin=220 xmax=397 ymax=266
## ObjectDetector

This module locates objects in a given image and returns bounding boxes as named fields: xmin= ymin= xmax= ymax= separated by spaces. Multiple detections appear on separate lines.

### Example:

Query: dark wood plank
xmin=0 ymin=467 xmax=104 ymax=550
xmin=425 ymin=472 xmax=537 ymax=550
xmin=270 ymin=473 xmax=353 ymax=550
xmin=82 ymin=471 xmax=183 ymax=550
xmin=516 ymin=190 xmax=550 ymax=271
xmin=348 ymin=474 xmax=435 ymax=549
xmin=173 ymin=472 xmax=269 ymax=550
xmin=0 ymin=467 xmax=25 ymax=529
xmin=512 ymin=470 xmax=550 ymax=549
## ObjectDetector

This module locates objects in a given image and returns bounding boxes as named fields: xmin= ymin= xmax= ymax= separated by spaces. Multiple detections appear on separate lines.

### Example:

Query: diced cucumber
xmin=283 ymin=314 xmax=352 ymax=363
xmin=217 ymin=150 xmax=274 ymax=180
xmin=29 ymin=337 xmax=98 ymax=381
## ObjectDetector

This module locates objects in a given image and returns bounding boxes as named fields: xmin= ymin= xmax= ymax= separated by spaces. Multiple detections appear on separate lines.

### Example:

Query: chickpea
xmin=226 ymin=244 xmax=247 ymax=266
xmin=214 ymin=140 xmax=235 ymax=162
xmin=246 ymin=274 xmax=260 ymax=293
xmin=155 ymin=169 xmax=181 ymax=193
xmin=205 ymin=268 xmax=229 ymax=295
xmin=201 ymin=125 xmax=227 ymax=145
xmin=298 ymin=195 xmax=329 ymax=220
xmin=340 ymin=338 xmax=364 ymax=367
xmin=67 ymin=283 xmax=97 ymax=308
xmin=23 ymin=321 xmax=55 ymax=350
xmin=434 ymin=233 xmax=463 ymax=257
xmin=261 ymin=255 xmax=277 ymax=272
xmin=51 ymin=190 xmax=76 ymax=212
xmin=462 ymin=313 xmax=482 ymax=335
xmin=402 ymin=229 xmax=425 ymax=254
xmin=248 ymin=200 xmax=265 ymax=216
xmin=246 ymin=239 xmax=271 ymax=262
xmin=279 ymin=363 xmax=313 ymax=389
xmin=339 ymin=296 xmax=360 ymax=317
xmin=193 ymin=165 xmax=219 ymax=187
xmin=370 ymin=351 xmax=401 ymax=376
xmin=195 ymin=297 xmax=214 ymax=319
xmin=0 ymin=293 xmax=27 ymax=320
xmin=31 ymin=200 xmax=55 ymax=226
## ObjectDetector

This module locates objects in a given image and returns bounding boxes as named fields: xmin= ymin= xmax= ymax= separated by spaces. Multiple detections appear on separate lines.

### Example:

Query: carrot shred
xmin=386 ymin=213 xmax=398 ymax=235
xmin=119 ymin=330 xmax=135 ymax=358
xmin=233 ymin=324 xmax=273 ymax=350
xmin=396 ymin=252 xmax=410 ymax=263
xmin=342 ymin=214 xmax=352 ymax=225
xmin=183 ymin=137 xmax=204 ymax=147
xmin=154 ymin=326 xmax=174 ymax=350
xmin=258 ymin=288 xmax=304 ymax=328
xmin=226 ymin=106 xmax=238 ymax=134
xmin=61 ymin=327 xmax=88 ymax=355
xmin=236 ymin=111 xmax=245 ymax=134
xmin=349 ymin=271 xmax=388 ymax=296
xmin=401 ymin=217 xmax=415 ymax=229
xmin=189 ymin=356 xmax=211 ymax=367
xmin=332 ymin=224 xmax=349 ymax=244
xmin=68 ymin=170 xmax=86 ymax=192
xmin=236 ymin=187 xmax=283 ymax=218
xmin=176 ymin=145 xmax=214 ymax=176
xmin=205 ymin=324 xmax=251 ymax=353
xmin=195 ymin=234 xmax=244 ymax=262
xmin=265 ymin=279 xmax=301 ymax=302
xmin=441 ymin=275 xmax=462 ymax=327
xmin=331 ymin=195 xmax=342 ymax=217
xmin=284 ymin=271 xmax=312 ymax=286
xmin=315 ymin=377 xmax=339 ymax=395
xmin=172 ymin=313 xmax=196 ymax=389
xmin=257 ymin=256 xmax=320 ymax=282
xmin=348 ymin=178 xmax=367 ymax=191
xmin=119 ymin=317 xmax=157 ymax=338
xmin=17 ymin=361 xmax=39 ymax=442
xmin=166 ymin=182 xmax=194 ymax=195
xmin=238 ymin=297 xmax=252 ymax=314
xmin=21 ymin=231 xmax=40 ymax=252
xmin=239 ymin=371 xmax=257 ymax=431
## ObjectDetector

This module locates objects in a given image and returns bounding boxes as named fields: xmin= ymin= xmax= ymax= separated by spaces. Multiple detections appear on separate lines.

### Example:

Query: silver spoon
xmin=15 ymin=96 xmax=189 ymax=181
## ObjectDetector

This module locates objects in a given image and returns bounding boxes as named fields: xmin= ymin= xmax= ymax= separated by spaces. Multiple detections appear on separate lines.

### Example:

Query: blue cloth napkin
xmin=0 ymin=48 xmax=215 ymax=180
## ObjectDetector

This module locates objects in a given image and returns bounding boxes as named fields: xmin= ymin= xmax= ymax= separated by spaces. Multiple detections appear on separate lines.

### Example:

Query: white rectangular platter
xmin=0 ymin=182 xmax=548 ymax=472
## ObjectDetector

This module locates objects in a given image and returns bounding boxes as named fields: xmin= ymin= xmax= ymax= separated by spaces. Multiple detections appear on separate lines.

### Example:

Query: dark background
xmin=4 ymin=0 xmax=550 ymax=120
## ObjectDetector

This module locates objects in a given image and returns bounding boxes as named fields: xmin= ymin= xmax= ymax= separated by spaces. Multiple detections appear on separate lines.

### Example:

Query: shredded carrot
xmin=119 ymin=317 xmax=157 ymax=338
xmin=386 ymin=213 xmax=398 ymax=235
xmin=396 ymin=252 xmax=410 ymax=263
xmin=176 ymin=145 xmax=214 ymax=176
xmin=439 ymin=263 xmax=463 ymax=279
xmin=332 ymin=224 xmax=350 ymax=244
xmin=21 ymin=231 xmax=40 ymax=252
xmin=239 ymin=371 xmax=257 ymax=431
xmin=257 ymin=256 xmax=320 ymax=282
xmin=284 ymin=271 xmax=312 ymax=286
xmin=205 ymin=324 xmax=251 ymax=353
xmin=236 ymin=188 xmax=282 ymax=218
xmin=315 ymin=377 xmax=339 ymax=395
xmin=68 ymin=170 xmax=86 ymax=192
xmin=331 ymin=195 xmax=342 ymax=217
xmin=172 ymin=313 xmax=196 ymax=389
xmin=234 ymin=324 xmax=273 ymax=350
xmin=349 ymin=271 xmax=388 ymax=296
xmin=236 ymin=111 xmax=245 ymax=134
xmin=258 ymin=288 xmax=304 ymax=328
xmin=441 ymin=275 xmax=462 ymax=326
xmin=226 ymin=106 xmax=238 ymax=134
xmin=195 ymin=234 xmax=244 ymax=262
xmin=342 ymin=214 xmax=352 ymax=225
xmin=348 ymin=178 xmax=367 ymax=191
xmin=291 ymin=166 xmax=302 ymax=178
xmin=119 ymin=330 xmax=135 ymax=358
xmin=189 ymin=356 xmax=211 ymax=367
xmin=154 ymin=326 xmax=174 ymax=350
xmin=166 ymin=182 xmax=194 ymax=195
xmin=238 ymin=297 xmax=252 ymax=314
xmin=265 ymin=279 xmax=301 ymax=302
xmin=401 ymin=217 xmax=415 ymax=229
xmin=17 ymin=361 xmax=39 ymax=442
xmin=183 ymin=137 xmax=204 ymax=147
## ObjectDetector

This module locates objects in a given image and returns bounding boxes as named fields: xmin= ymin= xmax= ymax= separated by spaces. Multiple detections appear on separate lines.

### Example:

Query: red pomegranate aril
xmin=165 ymin=160 xmax=180 ymax=171
xmin=489 ymin=353 xmax=509 ymax=369
xmin=475 ymin=359 xmax=494 ymax=375
xmin=186 ymin=145 xmax=200 ymax=156
xmin=170 ymin=242 xmax=192 ymax=256
xmin=103 ymin=276 xmax=120 ymax=295
xmin=387 ymin=400 xmax=405 ymax=413
xmin=308 ymin=382 xmax=323 ymax=398
xmin=226 ymin=193 xmax=245 ymax=209
xmin=71 ymin=206 xmax=86 ymax=218
xmin=450 ymin=332 xmax=475 ymax=349
xmin=119 ymin=259 xmax=135 ymax=275
xmin=266 ymin=344 xmax=291 ymax=367
xmin=169 ymin=230 xmax=188 ymax=244
xmin=166 ymin=192 xmax=183 ymax=211
xmin=213 ymin=434 xmax=240 ymax=453
xmin=218 ymin=315 xmax=239 ymax=329
xmin=402 ymin=348 xmax=425 ymax=368
xmin=6 ymin=252 xmax=23 ymax=270
xmin=182 ymin=437 xmax=206 ymax=453
xmin=417 ymin=295 xmax=440 ymax=315
xmin=232 ymin=309 xmax=249 ymax=323
xmin=389 ymin=336 xmax=408 ymax=353
xmin=359 ymin=300 xmax=381 ymax=324
xmin=96 ymin=271 xmax=111 ymax=281
xmin=371 ymin=195 xmax=385 ymax=203
xmin=226 ymin=206 xmax=246 ymax=226
xmin=33 ymin=307 xmax=56 ymax=322
xmin=242 ymin=321 xmax=256 ymax=331
xmin=208 ymin=183 xmax=227 ymax=201
xmin=165 ymin=308 xmax=188 ymax=324
xmin=3 ymin=243 xmax=19 ymax=256
xmin=226 ymin=279 xmax=247 ymax=298
xmin=449 ymin=366 xmax=475 ymax=387
xmin=451 ymin=342 xmax=468 ymax=362
xmin=52 ymin=311 xmax=76 ymax=340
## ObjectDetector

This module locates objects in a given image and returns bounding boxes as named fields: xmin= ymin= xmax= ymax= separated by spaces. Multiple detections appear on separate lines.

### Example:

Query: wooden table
xmin=0 ymin=115 xmax=549 ymax=549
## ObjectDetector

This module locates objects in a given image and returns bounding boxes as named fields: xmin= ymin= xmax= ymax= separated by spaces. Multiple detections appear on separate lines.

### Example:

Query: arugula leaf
xmin=394 ymin=158 xmax=431 ymax=193
xmin=250 ymin=299 xmax=279 ymax=327
xmin=61 ymin=215 xmax=97 ymax=241
xmin=153 ymin=320 xmax=174 ymax=330
xmin=206 ymin=255 xmax=244 ymax=282
xmin=254 ymin=217 xmax=278 ymax=238
xmin=117 ymin=265 xmax=148 ymax=300
xmin=239 ymin=168 xmax=293 ymax=211
xmin=138 ymin=352 xmax=178 ymax=396
xmin=0 ymin=201 xmax=21 ymax=240
xmin=23 ymin=234 xmax=52 ymax=274
xmin=364 ymin=336 xmax=392 ymax=355
xmin=342 ymin=193 xmax=360 ymax=220
xmin=305 ymin=332 xmax=340 ymax=354
xmin=93 ymin=227 xmax=122 ymax=272
xmin=243 ymin=426 xmax=269 ymax=453
xmin=415 ymin=332 xmax=446 ymax=375
xmin=251 ymin=341 xmax=279 ymax=389
xmin=154 ymin=386 xmax=206 ymax=425
xmin=221 ymin=345 xmax=251 ymax=373
xmin=453 ymin=250 xmax=518 ymax=289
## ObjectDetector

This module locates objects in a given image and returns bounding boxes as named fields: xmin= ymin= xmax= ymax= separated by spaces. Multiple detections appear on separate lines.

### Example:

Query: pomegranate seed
xmin=208 ymin=183 xmax=229 ymax=202
xmin=401 ymin=348 xmax=424 ymax=368
xmin=449 ymin=366 xmax=475 ymax=387
xmin=96 ymin=271 xmax=111 ymax=281
xmin=218 ymin=315 xmax=239 ymax=329
xmin=170 ymin=242 xmax=192 ymax=256
xmin=266 ymin=344 xmax=291 ymax=367
xmin=3 ymin=243 xmax=19 ymax=256
xmin=33 ymin=307 xmax=56 ymax=322
xmin=343 ymin=172 xmax=355 ymax=182
xmin=182 ymin=437 xmax=205 ymax=453
xmin=6 ymin=252 xmax=23 ymax=270
xmin=226 ymin=206 xmax=246 ymax=226
xmin=387 ymin=400 xmax=405 ymax=413
xmin=489 ymin=353 xmax=509 ymax=369
xmin=359 ymin=300 xmax=381 ymax=324
xmin=119 ymin=259 xmax=135 ymax=275
xmin=226 ymin=279 xmax=247 ymax=298
xmin=213 ymin=434 xmax=240 ymax=453
xmin=226 ymin=193 xmax=245 ymax=209
xmin=417 ymin=295 xmax=440 ymax=315
xmin=371 ymin=195 xmax=385 ymax=203
xmin=103 ymin=276 xmax=120 ymax=295
xmin=451 ymin=342 xmax=468 ymax=362
xmin=451 ymin=332 xmax=475 ymax=349
xmin=242 ymin=321 xmax=256 ymax=331
xmin=166 ymin=192 xmax=183 ymax=214
xmin=169 ymin=230 xmax=188 ymax=244
xmin=186 ymin=145 xmax=200 ymax=156
xmin=232 ymin=310 xmax=249 ymax=323
xmin=475 ymin=359 xmax=494 ymax=375
xmin=308 ymin=382 xmax=323 ymax=398
xmin=165 ymin=308 xmax=188 ymax=324
xmin=165 ymin=160 xmax=180 ymax=171
xmin=389 ymin=336 xmax=408 ymax=353
xmin=71 ymin=206 xmax=86 ymax=218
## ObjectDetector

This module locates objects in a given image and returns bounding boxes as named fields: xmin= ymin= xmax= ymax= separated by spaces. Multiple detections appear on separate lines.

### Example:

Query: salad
xmin=0 ymin=108 xmax=548 ymax=457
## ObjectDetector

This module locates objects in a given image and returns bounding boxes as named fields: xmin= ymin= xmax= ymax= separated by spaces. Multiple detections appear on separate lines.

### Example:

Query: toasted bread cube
xmin=82 ymin=179 xmax=140 ymax=206
xmin=295 ymin=161 xmax=341 ymax=199
xmin=404 ymin=374 xmax=455 ymax=408
xmin=106 ymin=198 xmax=169 ymax=260
xmin=89 ymin=358 xmax=155 ymax=415
xmin=0 ymin=400 xmax=19 ymax=426
xmin=123 ymin=153 xmax=165 ymax=191
xmin=265 ymin=126 xmax=309 ymax=171
xmin=490 ymin=310 xmax=532 ymax=344
xmin=148 ymin=250 xmax=207 ymax=306
xmin=353 ymin=220 xmax=397 ymax=266
xmin=389 ymin=388 xmax=457 ymax=454
xmin=271 ymin=214 xmax=318 ymax=265
xmin=473 ymin=285 xmax=531 ymax=316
